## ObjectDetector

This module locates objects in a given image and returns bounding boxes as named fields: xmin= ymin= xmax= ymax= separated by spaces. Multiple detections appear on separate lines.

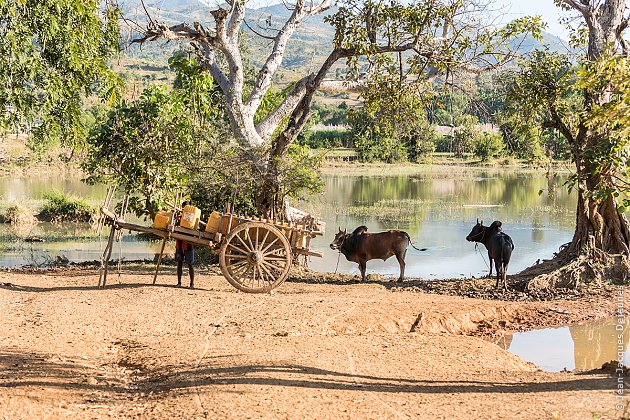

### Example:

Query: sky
xmin=199 ymin=0 xmax=575 ymax=41
xmin=497 ymin=0 xmax=571 ymax=40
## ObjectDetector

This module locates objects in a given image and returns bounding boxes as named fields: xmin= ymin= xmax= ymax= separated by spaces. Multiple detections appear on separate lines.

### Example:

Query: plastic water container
xmin=221 ymin=214 xmax=239 ymax=235
xmin=205 ymin=211 xmax=222 ymax=233
xmin=152 ymin=211 xmax=171 ymax=230
xmin=181 ymin=205 xmax=201 ymax=229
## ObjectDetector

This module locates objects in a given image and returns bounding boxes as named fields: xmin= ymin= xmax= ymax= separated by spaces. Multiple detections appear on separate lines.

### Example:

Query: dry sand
xmin=0 ymin=267 xmax=627 ymax=419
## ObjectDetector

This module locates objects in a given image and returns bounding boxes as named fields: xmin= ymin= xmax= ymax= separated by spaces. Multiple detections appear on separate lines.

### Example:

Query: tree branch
xmin=133 ymin=22 xmax=209 ymax=45
xmin=617 ymin=16 xmax=629 ymax=55
xmin=246 ymin=0 xmax=307 ymax=113
xmin=306 ymin=0 xmax=333 ymax=15
xmin=243 ymin=19 xmax=277 ymax=40
xmin=543 ymin=108 xmax=575 ymax=144
xmin=256 ymin=76 xmax=310 ymax=141
xmin=197 ymin=42 xmax=229 ymax=92
xmin=560 ymin=0 xmax=592 ymax=17
xmin=227 ymin=0 xmax=246 ymax=41
xmin=270 ymin=48 xmax=353 ymax=157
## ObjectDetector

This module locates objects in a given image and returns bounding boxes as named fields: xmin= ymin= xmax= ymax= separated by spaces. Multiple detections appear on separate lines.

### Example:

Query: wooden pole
xmin=153 ymin=237 xmax=167 ymax=285
xmin=101 ymin=224 xmax=116 ymax=288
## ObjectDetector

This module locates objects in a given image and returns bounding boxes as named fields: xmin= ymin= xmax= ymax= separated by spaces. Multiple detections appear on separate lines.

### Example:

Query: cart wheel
xmin=220 ymin=221 xmax=291 ymax=293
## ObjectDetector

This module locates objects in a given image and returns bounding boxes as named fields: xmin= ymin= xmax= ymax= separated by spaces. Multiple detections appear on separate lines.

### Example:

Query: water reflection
xmin=301 ymin=170 xmax=576 ymax=278
xmin=0 ymin=222 xmax=164 ymax=267
xmin=0 ymin=170 xmax=577 ymax=275
xmin=499 ymin=317 xmax=630 ymax=372
xmin=0 ymin=176 xmax=107 ymax=201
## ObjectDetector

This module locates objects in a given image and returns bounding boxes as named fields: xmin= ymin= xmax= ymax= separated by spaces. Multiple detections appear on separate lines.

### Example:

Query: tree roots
xmin=519 ymin=240 xmax=630 ymax=292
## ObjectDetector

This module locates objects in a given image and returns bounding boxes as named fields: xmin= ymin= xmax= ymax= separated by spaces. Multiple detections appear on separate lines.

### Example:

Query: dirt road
xmin=0 ymin=268 xmax=626 ymax=419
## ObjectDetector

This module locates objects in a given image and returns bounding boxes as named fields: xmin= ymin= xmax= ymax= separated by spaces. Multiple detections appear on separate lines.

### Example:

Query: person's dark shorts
xmin=175 ymin=248 xmax=195 ymax=265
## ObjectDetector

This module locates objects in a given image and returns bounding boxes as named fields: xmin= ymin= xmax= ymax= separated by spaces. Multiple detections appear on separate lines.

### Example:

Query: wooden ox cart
xmin=97 ymin=202 xmax=324 ymax=293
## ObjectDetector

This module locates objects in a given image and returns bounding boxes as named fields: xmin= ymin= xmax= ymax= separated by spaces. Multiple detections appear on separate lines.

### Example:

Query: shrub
xmin=404 ymin=120 xmax=437 ymax=162
xmin=354 ymin=133 xmax=407 ymax=163
xmin=299 ymin=129 xmax=351 ymax=148
xmin=434 ymin=135 xmax=453 ymax=153
xmin=452 ymin=116 xmax=478 ymax=158
xmin=474 ymin=132 xmax=505 ymax=161
xmin=38 ymin=190 xmax=96 ymax=223
xmin=0 ymin=204 xmax=37 ymax=225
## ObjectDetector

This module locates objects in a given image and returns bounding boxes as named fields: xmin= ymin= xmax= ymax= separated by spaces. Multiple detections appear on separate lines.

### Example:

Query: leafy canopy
xmin=574 ymin=52 xmax=630 ymax=211
xmin=0 ymin=0 xmax=121 ymax=147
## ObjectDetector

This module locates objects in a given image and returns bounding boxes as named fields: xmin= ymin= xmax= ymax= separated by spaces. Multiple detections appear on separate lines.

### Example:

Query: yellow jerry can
xmin=152 ymin=211 xmax=171 ymax=230
xmin=181 ymin=205 xmax=201 ymax=229
xmin=221 ymin=213 xmax=239 ymax=235
xmin=205 ymin=211 xmax=222 ymax=234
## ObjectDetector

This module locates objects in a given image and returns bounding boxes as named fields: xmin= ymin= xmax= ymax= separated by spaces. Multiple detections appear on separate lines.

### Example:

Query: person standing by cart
xmin=175 ymin=201 xmax=195 ymax=289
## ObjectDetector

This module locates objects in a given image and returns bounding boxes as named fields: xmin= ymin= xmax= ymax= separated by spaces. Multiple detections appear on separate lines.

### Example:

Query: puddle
xmin=498 ymin=317 xmax=630 ymax=372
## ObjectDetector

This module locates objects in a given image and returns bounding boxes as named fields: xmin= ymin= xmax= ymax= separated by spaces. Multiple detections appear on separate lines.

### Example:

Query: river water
xmin=0 ymin=168 xmax=576 ymax=278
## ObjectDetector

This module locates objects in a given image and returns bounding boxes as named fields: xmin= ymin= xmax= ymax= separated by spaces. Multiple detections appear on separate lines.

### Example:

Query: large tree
xmin=509 ymin=1 xmax=630 ymax=257
xmin=558 ymin=0 xmax=630 ymax=258
xmin=501 ymin=0 xmax=630 ymax=288
xmin=134 ymin=0 xmax=541 ymax=214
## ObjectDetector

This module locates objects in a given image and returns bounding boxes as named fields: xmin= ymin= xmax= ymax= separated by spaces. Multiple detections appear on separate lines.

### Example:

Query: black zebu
xmin=330 ymin=226 xmax=426 ymax=282
xmin=466 ymin=220 xmax=514 ymax=290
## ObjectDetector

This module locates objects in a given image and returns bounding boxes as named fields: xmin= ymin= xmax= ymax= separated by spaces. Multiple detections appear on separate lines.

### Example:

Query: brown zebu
xmin=330 ymin=226 xmax=426 ymax=282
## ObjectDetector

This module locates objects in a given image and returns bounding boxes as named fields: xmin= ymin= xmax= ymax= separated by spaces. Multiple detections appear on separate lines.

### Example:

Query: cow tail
xmin=405 ymin=232 xmax=427 ymax=252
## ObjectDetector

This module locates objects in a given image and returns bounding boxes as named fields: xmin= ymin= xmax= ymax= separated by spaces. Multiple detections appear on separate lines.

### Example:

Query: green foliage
xmin=452 ymin=116 xmax=478 ymax=158
xmin=187 ymin=144 xmax=324 ymax=216
xmin=405 ymin=118 xmax=436 ymax=162
xmin=434 ymin=135 xmax=454 ymax=153
xmin=83 ymin=51 xmax=322 ymax=218
xmin=323 ymin=0 xmax=543 ymax=164
xmin=276 ymin=144 xmax=325 ymax=202
xmin=498 ymin=50 xmax=579 ymax=160
xmin=429 ymin=92 xmax=470 ymax=127
xmin=474 ymin=132 xmax=505 ymax=161
xmin=253 ymin=85 xmax=288 ymax=126
xmin=169 ymin=52 xmax=225 ymax=128
xmin=471 ymin=73 xmax=508 ymax=124
xmin=83 ymin=84 xmax=204 ymax=218
xmin=328 ymin=0 xmax=542 ymax=82
xmin=349 ymin=108 xmax=405 ymax=162
xmin=0 ymin=0 xmax=122 ymax=149
xmin=573 ymin=52 xmax=630 ymax=212
xmin=311 ymin=102 xmax=349 ymax=126
xmin=187 ymin=147 xmax=261 ymax=216
xmin=83 ymin=50 xmax=232 ymax=218
xmin=39 ymin=190 xmax=95 ymax=223
xmin=298 ymin=102 xmax=350 ymax=148
xmin=498 ymin=119 xmax=546 ymax=161
xmin=501 ymin=50 xmax=577 ymax=120
xmin=349 ymin=79 xmax=436 ymax=162
xmin=298 ymin=129 xmax=351 ymax=148
xmin=353 ymin=134 xmax=408 ymax=163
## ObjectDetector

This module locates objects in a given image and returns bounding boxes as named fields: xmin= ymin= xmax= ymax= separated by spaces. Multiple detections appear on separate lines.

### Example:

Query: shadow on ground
xmin=0 ymin=348 xmax=616 ymax=399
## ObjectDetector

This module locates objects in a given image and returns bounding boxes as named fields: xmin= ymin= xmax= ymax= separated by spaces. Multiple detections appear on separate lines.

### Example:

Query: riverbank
xmin=319 ymin=159 xmax=573 ymax=176
xmin=0 ymin=266 xmax=626 ymax=419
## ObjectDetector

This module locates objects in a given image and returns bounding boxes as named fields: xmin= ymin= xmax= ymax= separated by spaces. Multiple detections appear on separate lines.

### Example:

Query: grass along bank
xmin=319 ymin=156 xmax=574 ymax=177
xmin=0 ymin=190 xmax=98 ymax=224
